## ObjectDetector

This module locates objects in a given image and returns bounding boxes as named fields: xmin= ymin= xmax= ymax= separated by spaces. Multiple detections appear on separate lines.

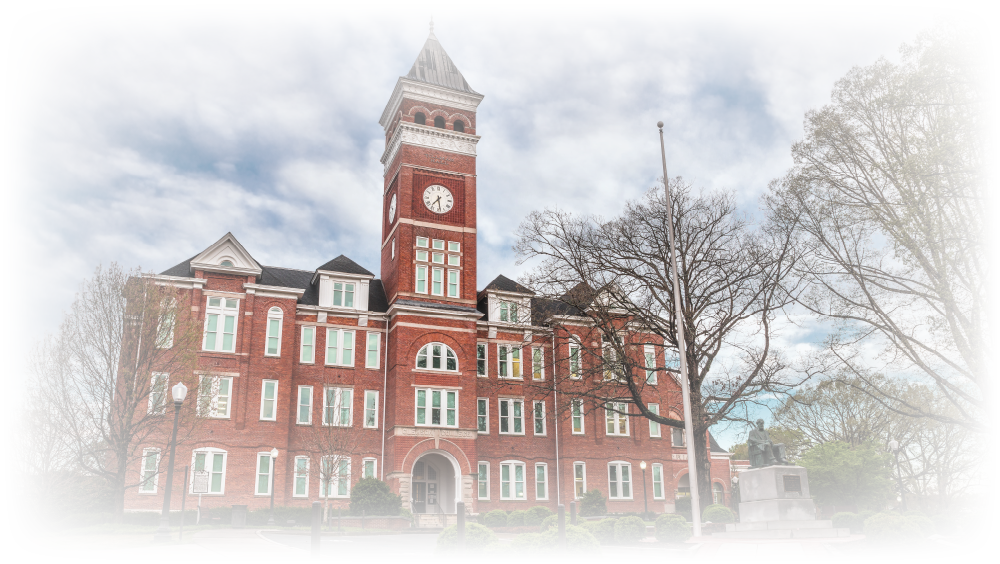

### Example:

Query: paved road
xmin=264 ymin=533 xmax=680 ymax=562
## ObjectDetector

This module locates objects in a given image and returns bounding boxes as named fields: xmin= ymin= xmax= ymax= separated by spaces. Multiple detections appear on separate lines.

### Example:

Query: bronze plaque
xmin=783 ymin=475 xmax=802 ymax=493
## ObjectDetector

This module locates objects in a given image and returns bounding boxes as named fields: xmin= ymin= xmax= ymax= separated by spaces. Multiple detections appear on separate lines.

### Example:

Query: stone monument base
xmin=713 ymin=520 xmax=850 ymax=539
xmin=739 ymin=498 xmax=816 ymax=522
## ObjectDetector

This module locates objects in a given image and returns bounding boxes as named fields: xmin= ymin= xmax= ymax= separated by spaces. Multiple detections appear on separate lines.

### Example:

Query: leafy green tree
xmin=798 ymin=441 xmax=893 ymax=511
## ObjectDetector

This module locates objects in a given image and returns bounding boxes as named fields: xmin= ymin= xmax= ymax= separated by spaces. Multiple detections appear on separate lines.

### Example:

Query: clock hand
xmin=433 ymin=196 xmax=442 ymax=210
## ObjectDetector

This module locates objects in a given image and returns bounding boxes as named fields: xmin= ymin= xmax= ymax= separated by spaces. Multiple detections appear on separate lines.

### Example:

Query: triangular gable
xmin=189 ymin=232 xmax=262 ymax=278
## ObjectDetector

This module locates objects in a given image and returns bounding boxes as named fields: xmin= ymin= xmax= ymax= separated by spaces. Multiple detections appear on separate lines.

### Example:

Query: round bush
xmin=831 ymin=512 xmax=864 ymax=534
xmin=905 ymin=513 xmax=934 ymax=537
xmin=858 ymin=509 xmax=876 ymax=521
xmin=931 ymin=515 xmax=958 ymax=535
xmin=580 ymin=489 xmax=607 ymax=517
xmin=525 ymin=506 xmax=553 ymax=526
xmin=349 ymin=477 xmax=402 ymax=516
xmin=506 ymin=510 xmax=528 ymax=527
xmin=655 ymin=514 xmax=691 ymax=543
xmin=437 ymin=522 xmax=499 ymax=550
xmin=959 ymin=511 xmax=993 ymax=537
xmin=483 ymin=543 xmax=520 ymax=562
xmin=590 ymin=518 xmax=618 ymax=544
xmin=863 ymin=512 xmax=923 ymax=542
xmin=614 ymin=515 xmax=647 ymax=544
xmin=510 ymin=533 xmax=539 ymax=562
xmin=528 ymin=525 xmax=604 ymax=562
xmin=702 ymin=504 xmax=735 ymax=524
xmin=483 ymin=509 xmax=509 ymax=529
xmin=540 ymin=514 xmax=558 ymax=531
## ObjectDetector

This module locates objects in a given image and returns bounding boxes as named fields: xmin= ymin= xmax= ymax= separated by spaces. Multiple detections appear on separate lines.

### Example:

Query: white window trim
xmin=533 ymin=400 xmax=546 ymax=436
xmin=608 ymin=461 xmax=633 ymax=500
xmin=477 ymin=343 xmax=488 ymax=377
xmin=477 ymin=461 xmax=490 ymax=500
xmin=498 ymin=344 xmax=523 ymax=380
xmin=416 ymin=342 xmax=459 ymax=373
xmin=573 ymin=461 xmax=587 ymax=499
xmin=148 ymin=372 xmax=168 ymax=415
xmin=255 ymin=452 xmax=275 ymax=496
xmin=535 ymin=462 xmax=549 ymax=501
xmin=297 ymin=385 xmax=313 ymax=425
xmin=498 ymin=398 xmax=525 ymax=436
xmin=571 ymin=399 xmax=585 ymax=435
xmin=197 ymin=375 xmax=233 ymax=419
xmin=202 ymin=296 xmax=239 ymax=353
xmin=448 ymin=241 xmax=460 ymax=252
xmin=652 ymin=463 xmax=665 ymax=500
xmin=138 ymin=448 xmax=161 ymax=494
xmin=499 ymin=460 xmax=527 ymax=500
xmin=264 ymin=307 xmax=283 ymax=357
xmin=320 ymin=456 xmax=352 ymax=499
xmin=362 ymin=457 xmax=378 ymax=479
xmin=300 ymin=325 xmax=315 ymax=364
xmin=568 ymin=340 xmax=582 ymax=380
xmin=363 ymin=390 xmax=379 ymax=429
xmin=531 ymin=346 xmax=545 ymax=381
xmin=414 ymin=388 xmax=459 ymax=428
xmin=325 ymin=328 xmax=356 ymax=367
xmin=644 ymin=344 xmax=657 ymax=384
xmin=432 ymin=239 xmax=445 ymax=250
xmin=366 ymin=332 xmax=381 ymax=369
xmin=649 ymin=403 xmax=661 ymax=438
xmin=189 ymin=448 xmax=228 ymax=495
xmin=447 ymin=269 xmax=460 ymax=298
xmin=477 ymin=397 xmax=489 ymax=434
xmin=322 ymin=386 xmax=354 ymax=427
xmin=672 ymin=425 xmax=686 ymax=447
xmin=432 ymin=252 xmax=445 ymax=264
xmin=431 ymin=267 xmax=444 ymax=296
xmin=293 ymin=456 xmax=310 ymax=498
xmin=416 ymin=264 xmax=428 ymax=294
xmin=259 ymin=379 xmax=278 ymax=421
xmin=416 ymin=236 xmax=429 ymax=248
xmin=605 ymin=402 xmax=630 ymax=436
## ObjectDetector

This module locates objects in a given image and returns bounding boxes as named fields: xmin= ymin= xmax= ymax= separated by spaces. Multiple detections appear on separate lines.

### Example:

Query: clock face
xmin=388 ymin=194 xmax=397 ymax=223
xmin=423 ymin=184 xmax=454 ymax=214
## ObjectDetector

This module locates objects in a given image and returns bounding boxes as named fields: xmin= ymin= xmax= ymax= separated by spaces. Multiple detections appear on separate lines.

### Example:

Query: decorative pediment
xmin=189 ymin=232 xmax=262 ymax=278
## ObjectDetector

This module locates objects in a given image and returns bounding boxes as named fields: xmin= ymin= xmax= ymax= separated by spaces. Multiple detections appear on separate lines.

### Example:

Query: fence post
xmin=570 ymin=500 xmax=577 ymax=525
xmin=558 ymin=504 xmax=566 ymax=542
xmin=311 ymin=501 xmax=321 ymax=557
xmin=361 ymin=510 xmax=365 ymax=531
xmin=456 ymin=501 xmax=465 ymax=546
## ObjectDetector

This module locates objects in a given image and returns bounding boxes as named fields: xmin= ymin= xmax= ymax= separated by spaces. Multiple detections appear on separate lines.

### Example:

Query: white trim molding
xmin=379 ymin=77 xmax=485 ymax=130
xmin=381 ymin=122 xmax=481 ymax=174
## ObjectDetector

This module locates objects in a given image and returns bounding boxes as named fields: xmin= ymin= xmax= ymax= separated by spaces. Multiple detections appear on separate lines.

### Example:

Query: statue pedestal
xmin=712 ymin=465 xmax=850 ymax=539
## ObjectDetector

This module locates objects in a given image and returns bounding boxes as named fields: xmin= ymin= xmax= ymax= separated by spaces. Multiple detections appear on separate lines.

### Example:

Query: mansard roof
xmin=482 ymin=274 xmax=534 ymax=295
xmin=405 ymin=29 xmax=478 ymax=94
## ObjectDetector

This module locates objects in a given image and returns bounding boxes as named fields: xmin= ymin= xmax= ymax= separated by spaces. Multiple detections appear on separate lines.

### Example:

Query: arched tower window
xmin=417 ymin=342 xmax=458 ymax=372
xmin=434 ymin=116 xmax=446 ymax=128
xmin=415 ymin=112 xmax=426 ymax=125
xmin=453 ymin=120 xmax=465 ymax=133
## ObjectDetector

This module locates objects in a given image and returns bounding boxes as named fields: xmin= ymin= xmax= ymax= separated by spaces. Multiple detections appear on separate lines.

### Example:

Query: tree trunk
xmin=113 ymin=454 xmax=128 ymax=521
xmin=689 ymin=396 xmax=713 ymax=511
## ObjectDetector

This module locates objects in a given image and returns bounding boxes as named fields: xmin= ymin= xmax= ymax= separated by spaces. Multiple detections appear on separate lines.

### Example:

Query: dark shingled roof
xmin=483 ymin=274 xmax=534 ymax=295
xmin=395 ymin=299 xmax=481 ymax=315
xmin=259 ymin=266 xmax=313 ymax=290
xmin=367 ymin=281 xmax=389 ymax=313
xmin=160 ymin=257 xmax=196 ymax=277
xmin=405 ymin=30 xmax=478 ymax=94
xmin=709 ymin=433 xmax=728 ymax=454
xmin=316 ymin=255 xmax=374 ymax=277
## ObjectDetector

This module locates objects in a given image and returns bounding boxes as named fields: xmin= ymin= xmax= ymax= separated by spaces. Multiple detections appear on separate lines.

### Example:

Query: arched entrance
xmin=410 ymin=451 xmax=460 ymax=515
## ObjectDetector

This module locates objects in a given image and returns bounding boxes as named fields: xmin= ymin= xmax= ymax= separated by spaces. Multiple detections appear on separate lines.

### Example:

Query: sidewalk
xmin=28 ymin=529 xmax=340 ymax=561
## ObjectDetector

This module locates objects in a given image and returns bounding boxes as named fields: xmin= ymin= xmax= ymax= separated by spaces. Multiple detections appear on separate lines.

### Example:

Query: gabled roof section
xmin=482 ymin=274 xmax=534 ymax=295
xmin=315 ymin=255 xmax=375 ymax=278
xmin=160 ymin=256 xmax=196 ymax=278
xmin=189 ymin=233 xmax=262 ymax=278
xmin=405 ymin=28 xmax=478 ymax=94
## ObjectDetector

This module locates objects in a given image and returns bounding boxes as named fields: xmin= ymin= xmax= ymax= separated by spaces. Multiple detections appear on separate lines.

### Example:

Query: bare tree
xmin=514 ymin=181 xmax=802 ymax=508
xmin=302 ymin=383 xmax=365 ymax=527
xmin=29 ymin=264 xmax=200 ymax=517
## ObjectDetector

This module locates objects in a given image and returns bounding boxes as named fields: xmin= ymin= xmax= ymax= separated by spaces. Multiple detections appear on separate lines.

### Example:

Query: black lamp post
xmin=888 ymin=439 xmax=907 ymax=511
xmin=267 ymin=448 xmax=279 ymax=526
xmin=154 ymin=381 xmax=188 ymax=542
xmin=639 ymin=460 xmax=648 ymax=517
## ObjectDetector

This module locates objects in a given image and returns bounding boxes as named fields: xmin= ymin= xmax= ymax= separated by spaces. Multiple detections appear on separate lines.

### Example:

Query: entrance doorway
xmin=410 ymin=452 xmax=458 ymax=514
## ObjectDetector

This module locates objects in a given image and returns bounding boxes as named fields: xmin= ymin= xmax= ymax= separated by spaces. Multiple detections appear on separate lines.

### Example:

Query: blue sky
xmin=3 ymin=1 xmax=984 ymax=449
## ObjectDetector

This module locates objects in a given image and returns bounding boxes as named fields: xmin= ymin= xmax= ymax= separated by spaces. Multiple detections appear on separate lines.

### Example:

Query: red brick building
xmin=125 ymin=29 xmax=733 ymax=525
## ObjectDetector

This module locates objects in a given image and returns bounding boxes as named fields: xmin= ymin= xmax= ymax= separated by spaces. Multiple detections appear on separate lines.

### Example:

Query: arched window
xmin=434 ymin=116 xmax=446 ymax=128
xmin=713 ymin=482 xmax=725 ymax=504
xmin=414 ymin=112 xmax=426 ymax=125
xmin=220 ymin=260 xmax=234 ymax=267
xmin=416 ymin=342 xmax=458 ymax=371
xmin=453 ymin=120 xmax=465 ymax=132
xmin=265 ymin=307 xmax=283 ymax=356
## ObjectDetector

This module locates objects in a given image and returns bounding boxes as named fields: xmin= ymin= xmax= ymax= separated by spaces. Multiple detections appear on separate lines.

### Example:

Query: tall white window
xmin=672 ymin=426 xmax=686 ymax=447
xmin=431 ymin=268 xmax=444 ymax=296
xmin=362 ymin=458 xmax=377 ymax=479
xmin=203 ymin=297 xmax=238 ymax=352
xmin=571 ymin=399 xmax=584 ymax=434
xmin=320 ymin=457 xmax=351 ymax=498
xmin=478 ymin=462 xmax=490 ymax=499
xmin=652 ymin=463 xmax=664 ymax=499
xmin=648 ymin=403 xmax=661 ymax=437
xmin=447 ymin=270 xmax=459 ymax=297
xmin=533 ymin=400 xmax=546 ymax=435
xmin=293 ymin=456 xmax=309 ymax=497
xmin=300 ymin=326 xmax=315 ymax=363
xmin=416 ymin=342 xmax=458 ymax=371
xmin=535 ymin=463 xmax=548 ymax=500
xmin=332 ymin=282 xmax=355 ymax=308
xmin=260 ymin=380 xmax=277 ymax=421
xmin=498 ymin=398 xmax=524 ymax=435
xmin=148 ymin=372 xmax=168 ymax=415
xmin=191 ymin=449 xmax=227 ymax=494
xmin=569 ymin=342 xmax=581 ymax=379
xmin=574 ymin=462 xmax=587 ymax=499
xmin=325 ymin=329 xmax=355 ymax=366
xmin=416 ymin=265 xmax=428 ymax=294
xmin=297 ymin=386 xmax=312 ymax=425
xmin=477 ymin=398 xmax=489 ymax=433
xmin=323 ymin=387 xmax=353 ymax=427
xmin=363 ymin=390 xmax=379 ymax=428
xmin=605 ymin=402 xmax=629 ymax=436
xmin=644 ymin=345 xmax=657 ymax=384
xmin=156 ymin=298 xmax=175 ymax=349
xmin=415 ymin=388 xmax=457 ymax=427
xmin=256 ymin=452 xmax=274 ymax=495
xmin=500 ymin=461 xmax=526 ymax=500
xmin=197 ymin=376 xmax=233 ymax=419
xmin=366 ymin=332 xmax=381 ymax=368
xmin=265 ymin=307 xmax=283 ymax=356
xmin=391 ymin=237 xmax=395 ymax=260
xmin=139 ymin=448 xmax=160 ymax=493
xmin=477 ymin=343 xmax=487 ymax=377
xmin=608 ymin=461 xmax=632 ymax=499
xmin=532 ymin=347 xmax=544 ymax=380
xmin=498 ymin=345 xmax=521 ymax=379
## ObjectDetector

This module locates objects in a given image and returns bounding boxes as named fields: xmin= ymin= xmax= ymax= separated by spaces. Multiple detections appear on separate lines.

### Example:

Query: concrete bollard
xmin=558 ymin=504 xmax=565 ymax=542
xmin=456 ymin=501 xmax=465 ymax=545
xmin=311 ymin=502 xmax=321 ymax=557
xmin=570 ymin=501 xmax=577 ymax=525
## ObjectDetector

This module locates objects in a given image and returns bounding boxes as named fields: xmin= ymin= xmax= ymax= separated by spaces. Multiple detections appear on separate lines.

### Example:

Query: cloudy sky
xmin=2 ymin=1 xmax=988 ymax=446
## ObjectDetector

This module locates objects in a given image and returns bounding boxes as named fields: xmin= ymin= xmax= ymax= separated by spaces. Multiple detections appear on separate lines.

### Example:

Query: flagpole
xmin=657 ymin=121 xmax=702 ymax=537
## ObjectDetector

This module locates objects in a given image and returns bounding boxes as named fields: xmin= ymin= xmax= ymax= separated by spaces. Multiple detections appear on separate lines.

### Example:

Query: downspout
xmin=380 ymin=318 xmax=389 ymax=480
xmin=552 ymin=332 xmax=561 ymax=506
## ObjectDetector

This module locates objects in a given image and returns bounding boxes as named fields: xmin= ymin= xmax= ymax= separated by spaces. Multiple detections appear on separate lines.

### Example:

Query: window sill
xmin=413 ymin=368 xmax=460 ymax=375
xmin=296 ymin=422 xmax=313 ymax=426
xmin=325 ymin=364 xmax=356 ymax=369
xmin=138 ymin=491 xmax=158 ymax=495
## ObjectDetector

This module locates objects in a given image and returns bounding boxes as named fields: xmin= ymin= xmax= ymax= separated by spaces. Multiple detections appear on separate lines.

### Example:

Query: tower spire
xmin=429 ymin=17 xmax=436 ymax=39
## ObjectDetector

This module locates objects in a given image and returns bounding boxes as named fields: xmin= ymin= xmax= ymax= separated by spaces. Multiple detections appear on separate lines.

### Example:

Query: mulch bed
xmin=830 ymin=537 xmax=986 ymax=559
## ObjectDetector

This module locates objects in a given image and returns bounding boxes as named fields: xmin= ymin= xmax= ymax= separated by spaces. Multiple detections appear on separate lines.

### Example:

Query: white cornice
xmin=309 ymin=269 xmax=376 ymax=286
xmin=476 ymin=288 xmax=534 ymax=301
xmin=296 ymin=304 xmax=388 ymax=321
xmin=379 ymin=77 xmax=485 ymax=130
xmin=388 ymin=301 xmax=483 ymax=321
xmin=381 ymin=122 xmax=480 ymax=175
xmin=143 ymin=274 xmax=208 ymax=290
xmin=243 ymin=283 xmax=305 ymax=300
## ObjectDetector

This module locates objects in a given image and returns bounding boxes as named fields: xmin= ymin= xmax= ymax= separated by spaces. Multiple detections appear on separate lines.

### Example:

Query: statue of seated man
xmin=748 ymin=419 xmax=788 ymax=467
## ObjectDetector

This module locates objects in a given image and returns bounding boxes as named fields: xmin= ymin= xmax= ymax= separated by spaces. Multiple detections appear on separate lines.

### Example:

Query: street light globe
xmin=171 ymin=381 xmax=188 ymax=403
xmin=640 ymin=461 xmax=647 ymax=470
xmin=888 ymin=439 xmax=899 ymax=451
xmin=270 ymin=448 xmax=279 ymax=459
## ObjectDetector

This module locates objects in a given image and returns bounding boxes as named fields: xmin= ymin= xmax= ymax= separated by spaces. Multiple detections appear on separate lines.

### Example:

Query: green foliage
xmin=437 ymin=522 xmax=498 ymax=550
xmin=506 ymin=510 xmax=527 ymax=527
xmin=960 ymin=511 xmax=993 ymax=537
xmin=798 ymin=441 xmax=893 ymax=509
xmin=510 ymin=524 xmax=600 ymax=552
xmin=483 ymin=510 xmax=508 ymax=528
xmin=524 ymin=506 xmax=553 ymax=526
xmin=510 ymin=533 xmax=541 ymax=562
xmin=655 ymin=513 xmax=691 ymax=543
xmin=399 ymin=508 xmax=412 ymax=520
xmin=931 ymin=515 xmax=958 ymax=535
xmin=831 ymin=512 xmax=865 ymax=534
xmin=674 ymin=496 xmax=692 ymax=520
xmin=613 ymin=515 xmax=647 ymax=544
xmin=582 ymin=518 xmax=617 ymax=544
xmin=701 ymin=504 xmax=735 ymax=524
xmin=729 ymin=442 xmax=749 ymax=460
xmin=863 ymin=512 xmax=925 ymax=542
xmin=540 ymin=514 xmax=558 ymax=531
xmin=349 ymin=478 xmax=402 ymax=516
xmin=580 ymin=489 xmax=606 ymax=516
xmin=483 ymin=543 xmax=519 ymax=562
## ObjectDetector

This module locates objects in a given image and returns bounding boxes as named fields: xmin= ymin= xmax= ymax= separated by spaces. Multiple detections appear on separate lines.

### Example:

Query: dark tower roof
xmin=405 ymin=26 xmax=478 ymax=94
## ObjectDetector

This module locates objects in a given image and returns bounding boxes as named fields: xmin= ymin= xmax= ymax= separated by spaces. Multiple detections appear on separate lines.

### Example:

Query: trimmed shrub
xmin=655 ymin=513 xmax=691 ymax=543
xmin=483 ymin=543 xmax=518 ymax=562
xmin=613 ymin=515 xmax=647 ymax=544
xmin=702 ymin=504 xmax=735 ymax=524
xmin=507 ymin=510 xmax=528 ymax=527
xmin=525 ymin=506 xmax=553 ymax=526
xmin=540 ymin=514 xmax=558 ymax=531
xmin=437 ymin=522 xmax=498 ymax=550
xmin=399 ymin=508 xmax=412 ymax=521
xmin=959 ymin=511 xmax=993 ymax=537
xmin=931 ymin=515 xmax=958 ymax=535
xmin=580 ymin=489 xmax=607 ymax=517
xmin=831 ymin=512 xmax=864 ymax=534
xmin=674 ymin=496 xmax=692 ymax=520
xmin=858 ymin=509 xmax=876 ymax=521
xmin=349 ymin=478 xmax=402 ymax=516
xmin=510 ymin=533 xmax=544 ymax=562
xmin=532 ymin=525 xmax=604 ymax=562
xmin=863 ymin=512 xmax=923 ymax=542
xmin=589 ymin=518 xmax=618 ymax=544
xmin=905 ymin=513 xmax=934 ymax=537
xmin=483 ymin=510 xmax=509 ymax=528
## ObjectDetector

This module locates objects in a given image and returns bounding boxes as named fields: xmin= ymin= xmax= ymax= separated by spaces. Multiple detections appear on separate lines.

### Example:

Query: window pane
xmin=208 ymin=297 xmax=221 ymax=307
xmin=345 ymin=284 xmax=354 ymax=308
xmin=205 ymin=314 xmax=218 ymax=349
xmin=222 ymin=315 xmax=235 ymax=351
xmin=342 ymin=332 xmax=353 ymax=365
xmin=446 ymin=349 xmax=456 ymax=371
xmin=225 ymin=299 xmax=237 ymax=309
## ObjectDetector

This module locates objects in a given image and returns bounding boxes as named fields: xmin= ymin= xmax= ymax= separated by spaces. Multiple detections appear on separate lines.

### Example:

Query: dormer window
xmin=333 ymin=282 xmax=355 ymax=308
xmin=220 ymin=260 xmax=234 ymax=267
xmin=317 ymin=275 xmax=369 ymax=310
xmin=500 ymin=302 xmax=519 ymax=323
